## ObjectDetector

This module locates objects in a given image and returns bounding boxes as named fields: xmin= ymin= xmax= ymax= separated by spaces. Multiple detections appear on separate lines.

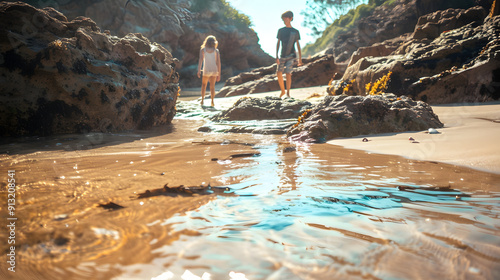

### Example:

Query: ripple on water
xmin=134 ymin=143 xmax=500 ymax=279
xmin=5 ymin=129 xmax=500 ymax=279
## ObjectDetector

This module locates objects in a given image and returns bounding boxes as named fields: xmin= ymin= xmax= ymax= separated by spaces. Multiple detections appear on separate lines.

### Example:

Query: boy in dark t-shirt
xmin=276 ymin=10 xmax=303 ymax=98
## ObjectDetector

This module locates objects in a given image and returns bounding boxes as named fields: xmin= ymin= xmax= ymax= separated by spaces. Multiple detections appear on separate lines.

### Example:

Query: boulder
xmin=339 ymin=7 xmax=500 ymax=104
xmin=211 ymin=96 xmax=312 ymax=121
xmin=287 ymin=94 xmax=443 ymax=143
xmin=216 ymin=52 xmax=345 ymax=97
xmin=0 ymin=2 xmax=179 ymax=136
xmin=199 ymin=96 xmax=312 ymax=135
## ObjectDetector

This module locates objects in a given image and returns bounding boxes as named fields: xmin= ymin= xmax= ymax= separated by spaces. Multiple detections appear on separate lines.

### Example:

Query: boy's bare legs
xmin=277 ymin=71 xmax=286 ymax=98
xmin=209 ymin=76 xmax=217 ymax=106
xmin=201 ymin=75 xmax=209 ymax=106
xmin=286 ymin=73 xmax=292 ymax=97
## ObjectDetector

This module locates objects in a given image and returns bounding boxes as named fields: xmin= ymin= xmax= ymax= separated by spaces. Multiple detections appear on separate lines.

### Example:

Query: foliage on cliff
xmin=191 ymin=0 xmax=252 ymax=29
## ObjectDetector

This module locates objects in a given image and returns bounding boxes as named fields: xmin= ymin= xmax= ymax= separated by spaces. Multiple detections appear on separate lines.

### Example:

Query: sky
xmin=226 ymin=0 xmax=316 ymax=57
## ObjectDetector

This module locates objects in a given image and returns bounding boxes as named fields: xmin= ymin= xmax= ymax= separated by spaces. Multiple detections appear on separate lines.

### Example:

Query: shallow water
xmin=1 ymin=100 xmax=500 ymax=280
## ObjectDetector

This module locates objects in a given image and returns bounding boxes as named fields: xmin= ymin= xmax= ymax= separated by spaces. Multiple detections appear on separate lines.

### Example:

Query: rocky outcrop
xmin=0 ymin=2 xmax=179 ymax=136
xmin=308 ymin=0 xmax=491 ymax=63
xmin=412 ymin=5 xmax=490 ymax=39
xmin=287 ymin=94 xmax=443 ymax=143
xmin=211 ymin=96 xmax=312 ymax=121
xmin=216 ymin=52 xmax=345 ymax=97
xmin=28 ymin=0 xmax=274 ymax=87
xmin=339 ymin=6 xmax=500 ymax=104
xmin=198 ymin=97 xmax=312 ymax=135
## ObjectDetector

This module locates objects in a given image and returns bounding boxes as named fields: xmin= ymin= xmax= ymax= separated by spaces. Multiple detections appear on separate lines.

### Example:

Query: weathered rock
xmin=329 ymin=0 xmax=421 ymax=63
xmin=347 ymin=39 xmax=403 ymax=67
xmin=340 ymin=7 xmax=500 ymax=104
xmin=211 ymin=96 xmax=312 ymax=121
xmin=316 ymin=0 xmax=490 ymax=63
xmin=287 ymin=94 xmax=443 ymax=143
xmin=28 ymin=0 xmax=274 ymax=87
xmin=216 ymin=52 xmax=345 ymax=97
xmin=0 ymin=2 xmax=179 ymax=136
xmin=197 ymin=96 xmax=312 ymax=135
xmin=413 ymin=6 xmax=488 ymax=40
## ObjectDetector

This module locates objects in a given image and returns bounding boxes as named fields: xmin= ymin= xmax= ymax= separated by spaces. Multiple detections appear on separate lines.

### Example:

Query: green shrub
xmin=190 ymin=0 xmax=252 ymax=29
xmin=221 ymin=0 xmax=251 ymax=28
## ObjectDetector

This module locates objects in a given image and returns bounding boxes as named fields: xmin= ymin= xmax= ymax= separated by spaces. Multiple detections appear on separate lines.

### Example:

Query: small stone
xmin=54 ymin=214 xmax=68 ymax=221
xmin=428 ymin=128 xmax=439 ymax=134
xmin=283 ymin=146 xmax=296 ymax=152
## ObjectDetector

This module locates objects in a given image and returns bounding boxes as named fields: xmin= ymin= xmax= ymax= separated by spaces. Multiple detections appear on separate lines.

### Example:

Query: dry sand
xmin=328 ymin=102 xmax=500 ymax=174
xmin=208 ymin=85 xmax=500 ymax=174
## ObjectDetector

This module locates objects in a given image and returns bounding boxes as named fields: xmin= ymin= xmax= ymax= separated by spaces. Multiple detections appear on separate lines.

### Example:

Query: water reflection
xmin=2 ymin=118 xmax=500 ymax=279
xmin=141 ymin=143 xmax=500 ymax=279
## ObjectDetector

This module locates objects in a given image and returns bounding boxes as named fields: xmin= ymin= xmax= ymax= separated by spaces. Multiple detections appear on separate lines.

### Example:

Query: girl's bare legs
xmin=209 ymin=76 xmax=217 ymax=106
xmin=201 ymin=75 xmax=209 ymax=105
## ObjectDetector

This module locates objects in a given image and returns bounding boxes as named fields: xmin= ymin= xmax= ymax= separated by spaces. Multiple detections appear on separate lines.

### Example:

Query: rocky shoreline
xmin=1 ymin=1 xmax=499 ymax=141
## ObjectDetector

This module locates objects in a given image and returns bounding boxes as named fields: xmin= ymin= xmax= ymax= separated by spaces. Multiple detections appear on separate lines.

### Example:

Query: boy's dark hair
xmin=281 ymin=11 xmax=293 ymax=19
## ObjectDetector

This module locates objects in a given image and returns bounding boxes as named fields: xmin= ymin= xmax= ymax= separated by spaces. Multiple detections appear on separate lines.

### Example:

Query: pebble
xmin=428 ymin=128 xmax=439 ymax=134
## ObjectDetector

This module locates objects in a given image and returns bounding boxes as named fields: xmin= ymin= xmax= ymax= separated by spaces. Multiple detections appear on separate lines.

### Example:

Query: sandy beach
xmin=1 ymin=87 xmax=499 ymax=279
xmin=327 ymin=100 xmax=500 ymax=174
xmin=2 ymin=1 xmax=500 ymax=278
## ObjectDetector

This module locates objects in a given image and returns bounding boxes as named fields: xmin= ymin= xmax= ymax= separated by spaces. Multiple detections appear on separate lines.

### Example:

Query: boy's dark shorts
xmin=277 ymin=57 xmax=295 ymax=74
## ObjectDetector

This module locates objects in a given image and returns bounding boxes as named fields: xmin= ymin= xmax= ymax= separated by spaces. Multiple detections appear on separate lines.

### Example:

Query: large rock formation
xmin=305 ymin=0 xmax=492 ymax=62
xmin=339 ymin=6 xmax=500 ymax=104
xmin=215 ymin=52 xmax=345 ymax=97
xmin=25 ymin=0 xmax=274 ymax=87
xmin=287 ymin=94 xmax=443 ymax=143
xmin=0 ymin=2 xmax=179 ymax=136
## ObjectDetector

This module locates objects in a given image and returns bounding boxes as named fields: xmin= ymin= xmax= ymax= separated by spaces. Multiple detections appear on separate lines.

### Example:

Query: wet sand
xmin=1 ymin=88 xmax=499 ymax=279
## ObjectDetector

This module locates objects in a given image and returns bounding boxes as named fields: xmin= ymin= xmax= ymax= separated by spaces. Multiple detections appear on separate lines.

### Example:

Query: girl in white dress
xmin=197 ymin=35 xmax=221 ymax=106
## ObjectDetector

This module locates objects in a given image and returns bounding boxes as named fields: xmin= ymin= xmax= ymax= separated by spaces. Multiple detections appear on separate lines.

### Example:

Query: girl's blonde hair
xmin=201 ymin=35 xmax=218 ymax=49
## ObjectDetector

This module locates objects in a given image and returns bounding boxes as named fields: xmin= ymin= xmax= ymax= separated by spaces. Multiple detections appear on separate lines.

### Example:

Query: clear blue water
xmin=126 ymin=142 xmax=500 ymax=279
xmin=3 ymin=101 xmax=500 ymax=280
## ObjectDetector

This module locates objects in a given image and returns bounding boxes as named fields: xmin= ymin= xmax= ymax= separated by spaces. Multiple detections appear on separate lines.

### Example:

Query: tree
xmin=301 ymin=0 xmax=367 ymax=37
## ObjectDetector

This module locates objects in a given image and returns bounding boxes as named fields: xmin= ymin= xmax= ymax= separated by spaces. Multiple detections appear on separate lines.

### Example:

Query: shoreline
xmin=196 ymin=86 xmax=500 ymax=175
